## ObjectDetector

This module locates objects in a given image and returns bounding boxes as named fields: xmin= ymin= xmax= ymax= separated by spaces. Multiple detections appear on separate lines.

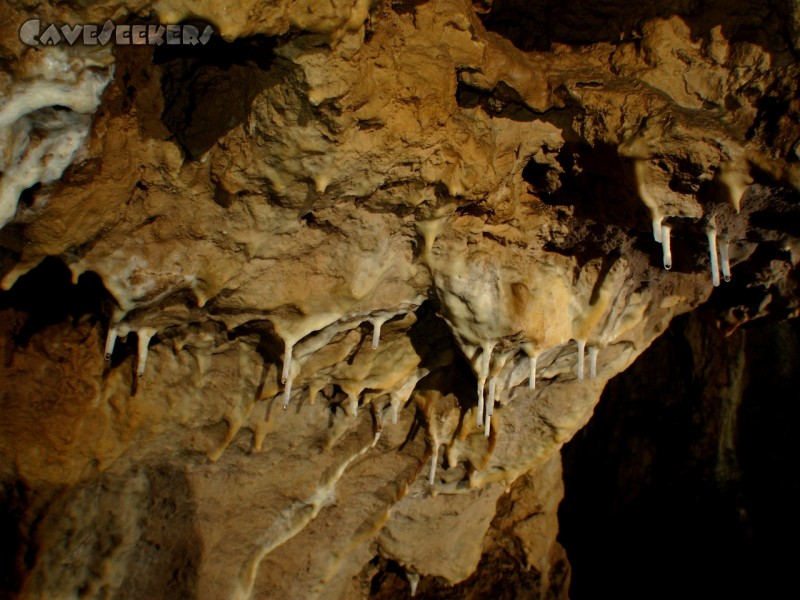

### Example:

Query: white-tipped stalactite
xmin=661 ymin=224 xmax=672 ymax=270
xmin=576 ymin=339 xmax=586 ymax=382
xmin=653 ymin=216 xmax=663 ymax=243
xmin=281 ymin=341 xmax=295 ymax=409
xmin=104 ymin=326 xmax=118 ymax=361
xmin=707 ymin=228 xmax=720 ymax=287
xmin=136 ymin=328 xmax=156 ymax=378
xmin=484 ymin=376 xmax=497 ymax=438
xmin=281 ymin=342 xmax=293 ymax=385
xmin=476 ymin=381 xmax=485 ymax=429
xmin=475 ymin=341 xmax=495 ymax=428
xmin=282 ymin=378 xmax=293 ymax=410
xmin=407 ymin=571 xmax=420 ymax=597
xmin=370 ymin=316 xmax=387 ymax=350
xmin=528 ymin=354 xmax=537 ymax=389
xmin=720 ymin=239 xmax=731 ymax=282
xmin=388 ymin=370 xmax=426 ymax=425
xmin=429 ymin=442 xmax=439 ymax=485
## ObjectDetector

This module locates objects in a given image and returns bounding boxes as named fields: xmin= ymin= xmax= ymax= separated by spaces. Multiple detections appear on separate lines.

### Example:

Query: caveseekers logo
xmin=20 ymin=19 xmax=214 ymax=46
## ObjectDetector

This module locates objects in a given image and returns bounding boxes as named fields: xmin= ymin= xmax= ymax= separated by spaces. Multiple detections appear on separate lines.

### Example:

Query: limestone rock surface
xmin=0 ymin=0 xmax=798 ymax=598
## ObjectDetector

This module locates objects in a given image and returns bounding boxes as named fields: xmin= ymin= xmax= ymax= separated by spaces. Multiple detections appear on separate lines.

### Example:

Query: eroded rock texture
xmin=0 ymin=0 xmax=798 ymax=598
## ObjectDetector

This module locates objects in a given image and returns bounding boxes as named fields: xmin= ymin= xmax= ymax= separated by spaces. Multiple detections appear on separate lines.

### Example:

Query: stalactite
xmin=282 ymin=378 xmax=293 ymax=410
xmin=348 ymin=393 xmax=359 ymax=418
xmin=429 ymin=442 xmax=439 ymax=485
xmin=653 ymin=216 xmax=663 ymax=243
xmin=281 ymin=342 xmax=293 ymax=385
xmin=370 ymin=316 xmax=387 ymax=350
xmin=528 ymin=354 xmax=537 ymax=389
xmin=707 ymin=228 xmax=720 ymax=287
xmin=576 ymin=339 xmax=586 ymax=382
xmin=476 ymin=380 xmax=485 ymax=428
xmin=282 ymin=341 xmax=295 ymax=409
xmin=136 ymin=328 xmax=156 ymax=378
xmin=104 ymin=326 xmax=118 ymax=361
xmin=484 ymin=376 xmax=497 ymax=438
xmin=661 ymin=224 xmax=672 ymax=270
xmin=407 ymin=571 xmax=420 ymax=597
xmin=475 ymin=341 xmax=495 ymax=428
xmin=720 ymin=239 xmax=731 ymax=282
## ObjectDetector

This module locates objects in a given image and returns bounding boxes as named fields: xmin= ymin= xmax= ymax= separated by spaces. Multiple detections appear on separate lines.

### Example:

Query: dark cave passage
xmin=558 ymin=312 xmax=800 ymax=599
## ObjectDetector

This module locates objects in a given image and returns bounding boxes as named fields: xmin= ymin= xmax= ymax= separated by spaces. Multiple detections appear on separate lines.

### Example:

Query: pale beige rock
xmin=1 ymin=0 xmax=799 ymax=598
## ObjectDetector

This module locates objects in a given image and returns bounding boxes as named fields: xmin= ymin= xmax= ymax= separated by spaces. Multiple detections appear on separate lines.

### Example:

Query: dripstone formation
xmin=1 ymin=1 xmax=798 ymax=598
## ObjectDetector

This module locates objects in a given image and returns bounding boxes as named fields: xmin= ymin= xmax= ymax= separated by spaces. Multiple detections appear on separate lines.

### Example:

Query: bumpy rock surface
xmin=0 ymin=0 xmax=798 ymax=598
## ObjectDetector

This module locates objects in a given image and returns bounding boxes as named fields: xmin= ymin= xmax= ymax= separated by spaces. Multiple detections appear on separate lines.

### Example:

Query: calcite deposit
xmin=0 ymin=0 xmax=798 ymax=598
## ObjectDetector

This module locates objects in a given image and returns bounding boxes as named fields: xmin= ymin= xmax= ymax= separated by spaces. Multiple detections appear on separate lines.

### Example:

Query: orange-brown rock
xmin=1 ymin=0 xmax=798 ymax=598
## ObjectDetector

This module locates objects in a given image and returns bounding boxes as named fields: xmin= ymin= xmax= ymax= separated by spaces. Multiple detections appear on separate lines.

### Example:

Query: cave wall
xmin=560 ymin=312 xmax=800 ymax=599
xmin=0 ymin=0 xmax=799 ymax=598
